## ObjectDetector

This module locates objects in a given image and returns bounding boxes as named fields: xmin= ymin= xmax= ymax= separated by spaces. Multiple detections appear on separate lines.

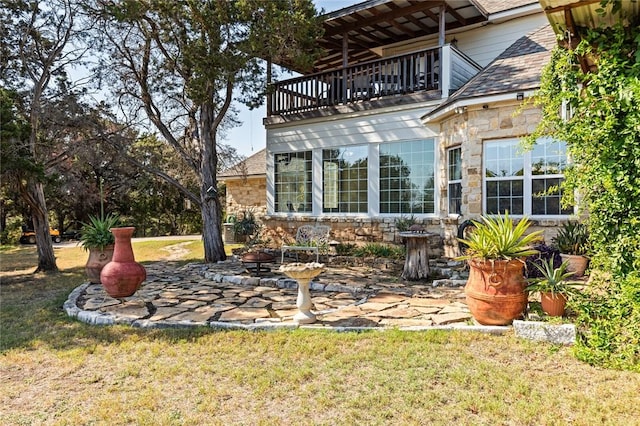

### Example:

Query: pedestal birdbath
xmin=279 ymin=262 xmax=325 ymax=324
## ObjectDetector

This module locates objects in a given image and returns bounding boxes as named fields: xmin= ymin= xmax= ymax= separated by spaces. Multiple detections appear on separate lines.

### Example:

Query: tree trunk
xmin=26 ymin=180 xmax=58 ymax=272
xmin=200 ymin=103 xmax=226 ymax=263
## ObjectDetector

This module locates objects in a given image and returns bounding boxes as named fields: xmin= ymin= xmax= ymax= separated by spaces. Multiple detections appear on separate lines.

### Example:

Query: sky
xmin=225 ymin=0 xmax=363 ymax=158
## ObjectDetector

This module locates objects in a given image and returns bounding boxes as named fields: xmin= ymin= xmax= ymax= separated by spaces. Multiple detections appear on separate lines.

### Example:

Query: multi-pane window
xmin=448 ymin=147 xmax=462 ymax=215
xmin=484 ymin=138 xmax=571 ymax=216
xmin=380 ymin=139 xmax=435 ymax=214
xmin=322 ymin=146 xmax=368 ymax=213
xmin=531 ymin=138 xmax=571 ymax=215
xmin=274 ymin=151 xmax=312 ymax=213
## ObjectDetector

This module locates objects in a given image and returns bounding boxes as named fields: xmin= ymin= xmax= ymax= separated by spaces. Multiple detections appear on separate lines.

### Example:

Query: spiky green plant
xmin=79 ymin=213 xmax=120 ymax=251
xmin=552 ymin=221 xmax=590 ymax=255
xmin=527 ymin=258 xmax=580 ymax=297
xmin=457 ymin=212 xmax=542 ymax=261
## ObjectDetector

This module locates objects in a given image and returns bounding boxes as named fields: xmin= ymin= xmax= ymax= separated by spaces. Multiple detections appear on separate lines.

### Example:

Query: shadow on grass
xmin=0 ymin=265 xmax=216 ymax=353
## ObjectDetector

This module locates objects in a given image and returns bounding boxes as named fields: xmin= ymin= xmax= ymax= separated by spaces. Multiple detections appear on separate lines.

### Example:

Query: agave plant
xmin=79 ymin=213 xmax=121 ymax=251
xmin=527 ymin=258 xmax=580 ymax=297
xmin=552 ymin=221 xmax=589 ymax=255
xmin=457 ymin=212 xmax=542 ymax=261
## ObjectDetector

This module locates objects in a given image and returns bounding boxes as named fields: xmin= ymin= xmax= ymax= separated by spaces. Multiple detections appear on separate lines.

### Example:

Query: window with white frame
xmin=274 ymin=151 xmax=312 ymax=213
xmin=322 ymin=146 xmax=368 ymax=213
xmin=448 ymin=147 xmax=462 ymax=215
xmin=484 ymin=138 xmax=571 ymax=216
xmin=380 ymin=139 xmax=435 ymax=214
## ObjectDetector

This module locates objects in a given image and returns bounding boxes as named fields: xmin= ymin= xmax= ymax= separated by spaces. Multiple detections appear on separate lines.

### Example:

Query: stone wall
xmin=439 ymin=100 xmax=542 ymax=218
xmin=224 ymin=177 xmax=267 ymax=221
xmin=262 ymin=216 xmax=444 ymax=257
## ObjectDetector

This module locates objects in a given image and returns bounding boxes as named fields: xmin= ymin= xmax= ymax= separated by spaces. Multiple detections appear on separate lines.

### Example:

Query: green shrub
xmin=353 ymin=243 xmax=405 ymax=260
xmin=394 ymin=214 xmax=416 ymax=232
xmin=527 ymin=20 xmax=640 ymax=371
xmin=334 ymin=243 xmax=356 ymax=256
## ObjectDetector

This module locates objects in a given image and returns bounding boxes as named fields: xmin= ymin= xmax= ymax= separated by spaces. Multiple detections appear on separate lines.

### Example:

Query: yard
xmin=1 ymin=242 xmax=639 ymax=425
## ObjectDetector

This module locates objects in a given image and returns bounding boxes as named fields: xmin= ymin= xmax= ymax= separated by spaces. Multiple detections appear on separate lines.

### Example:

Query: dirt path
xmin=159 ymin=241 xmax=193 ymax=261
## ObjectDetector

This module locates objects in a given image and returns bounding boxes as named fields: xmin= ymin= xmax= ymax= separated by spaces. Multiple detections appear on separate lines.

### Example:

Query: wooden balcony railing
xmin=267 ymin=45 xmax=480 ymax=117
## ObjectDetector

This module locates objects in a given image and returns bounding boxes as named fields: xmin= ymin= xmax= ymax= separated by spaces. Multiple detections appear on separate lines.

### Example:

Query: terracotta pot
xmin=465 ymin=258 xmax=528 ymax=325
xmin=85 ymin=246 xmax=114 ymax=284
xmin=100 ymin=227 xmax=146 ymax=298
xmin=560 ymin=254 xmax=589 ymax=277
xmin=540 ymin=292 xmax=567 ymax=317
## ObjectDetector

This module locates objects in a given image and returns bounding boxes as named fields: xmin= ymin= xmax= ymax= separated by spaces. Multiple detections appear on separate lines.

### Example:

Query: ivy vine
xmin=527 ymin=20 xmax=640 ymax=371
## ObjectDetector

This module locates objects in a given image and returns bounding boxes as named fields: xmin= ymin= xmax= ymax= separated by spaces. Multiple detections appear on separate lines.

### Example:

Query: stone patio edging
xmin=63 ymin=265 xmax=573 ymax=342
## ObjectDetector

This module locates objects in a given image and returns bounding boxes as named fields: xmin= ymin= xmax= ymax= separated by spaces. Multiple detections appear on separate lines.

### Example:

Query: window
xmin=484 ymin=138 xmax=571 ymax=216
xmin=274 ymin=151 xmax=312 ymax=213
xmin=322 ymin=146 xmax=368 ymax=213
xmin=380 ymin=139 xmax=435 ymax=214
xmin=448 ymin=147 xmax=462 ymax=215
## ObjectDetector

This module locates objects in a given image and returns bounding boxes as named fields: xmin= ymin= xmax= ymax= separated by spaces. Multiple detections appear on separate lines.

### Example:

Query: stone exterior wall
xmin=262 ymin=216 xmax=444 ymax=256
xmin=224 ymin=177 xmax=267 ymax=221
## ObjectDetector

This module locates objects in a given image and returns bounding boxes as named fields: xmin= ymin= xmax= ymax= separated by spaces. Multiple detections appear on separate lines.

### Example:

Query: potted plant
xmin=527 ymin=258 xmax=579 ymax=317
xmin=457 ymin=212 xmax=542 ymax=325
xmin=552 ymin=221 xmax=589 ymax=277
xmin=80 ymin=213 xmax=120 ymax=284
xmin=233 ymin=210 xmax=259 ymax=243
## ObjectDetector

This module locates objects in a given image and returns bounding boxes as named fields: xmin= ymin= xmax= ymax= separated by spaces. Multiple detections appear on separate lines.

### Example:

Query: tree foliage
xmin=1 ymin=0 xmax=93 ymax=270
xmin=94 ymin=0 xmax=323 ymax=262
xmin=528 ymin=17 xmax=640 ymax=370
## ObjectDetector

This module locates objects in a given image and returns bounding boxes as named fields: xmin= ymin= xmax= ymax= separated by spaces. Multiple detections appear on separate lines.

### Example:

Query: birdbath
xmin=279 ymin=262 xmax=325 ymax=324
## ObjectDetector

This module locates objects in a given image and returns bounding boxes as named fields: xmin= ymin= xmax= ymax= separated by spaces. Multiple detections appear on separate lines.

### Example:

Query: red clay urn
xmin=100 ymin=227 xmax=146 ymax=298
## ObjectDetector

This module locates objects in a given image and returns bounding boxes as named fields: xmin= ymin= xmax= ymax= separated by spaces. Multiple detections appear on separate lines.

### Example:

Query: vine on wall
xmin=527 ymin=20 xmax=640 ymax=371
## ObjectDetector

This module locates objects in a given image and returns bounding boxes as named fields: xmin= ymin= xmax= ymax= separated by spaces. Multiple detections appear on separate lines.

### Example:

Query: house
xmin=260 ymin=0 xmax=568 ymax=256
xmin=218 ymin=148 xmax=267 ymax=222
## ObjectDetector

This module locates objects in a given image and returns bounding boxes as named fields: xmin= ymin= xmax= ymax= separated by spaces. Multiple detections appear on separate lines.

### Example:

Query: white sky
xmin=225 ymin=0 xmax=362 ymax=158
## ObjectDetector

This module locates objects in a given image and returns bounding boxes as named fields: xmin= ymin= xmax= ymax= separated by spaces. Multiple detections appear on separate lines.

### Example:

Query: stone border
xmin=513 ymin=320 xmax=576 ymax=345
xmin=65 ymin=273 xmax=574 ymax=341
xmin=63 ymin=275 xmax=513 ymax=333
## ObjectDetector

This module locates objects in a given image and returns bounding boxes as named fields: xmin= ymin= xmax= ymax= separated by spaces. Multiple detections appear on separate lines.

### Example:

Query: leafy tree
xmin=1 ymin=0 xmax=91 ymax=271
xmin=526 ymin=12 xmax=640 ymax=370
xmin=93 ymin=0 xmax=323 ymax=262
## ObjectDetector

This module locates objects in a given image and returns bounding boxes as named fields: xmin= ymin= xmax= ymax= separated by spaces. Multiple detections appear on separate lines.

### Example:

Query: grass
xmin=1 ymin=241 xmax=639 ymax=425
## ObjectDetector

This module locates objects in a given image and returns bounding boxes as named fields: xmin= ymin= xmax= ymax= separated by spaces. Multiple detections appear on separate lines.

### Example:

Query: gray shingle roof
xmin=425 ymin=24 xmax=556 ymax=119
xmin=218 ymin=148 xmax=266 ymax=179
xmin=472 ymin=0 xmax=539 ymax=15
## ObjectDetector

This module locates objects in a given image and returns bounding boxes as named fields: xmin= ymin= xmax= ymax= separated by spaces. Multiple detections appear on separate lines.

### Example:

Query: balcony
xmin=267 ymin=45 xmax=481 ymax=118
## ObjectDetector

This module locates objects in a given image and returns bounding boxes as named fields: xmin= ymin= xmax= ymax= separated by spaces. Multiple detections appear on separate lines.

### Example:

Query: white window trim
xmin=482 ymin=138 xmax=573 ymax=219
xmin=447 ymin=146 xmax=462 ymax=216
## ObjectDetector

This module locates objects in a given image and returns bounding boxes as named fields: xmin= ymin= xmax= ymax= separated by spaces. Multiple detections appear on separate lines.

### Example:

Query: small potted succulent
xmin=527 ymin=258 xmax=580 ymax=317
xmin=552 ymin=221 xmax=590 ymax=276
xmin=80 ymin=213 xmax=120 ymax=284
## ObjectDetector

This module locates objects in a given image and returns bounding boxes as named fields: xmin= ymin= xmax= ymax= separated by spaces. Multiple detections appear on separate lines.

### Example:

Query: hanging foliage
xmin=527 ymin=19 xmax=640 ymax=371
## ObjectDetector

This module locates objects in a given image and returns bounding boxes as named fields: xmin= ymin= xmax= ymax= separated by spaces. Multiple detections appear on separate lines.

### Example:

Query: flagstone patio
xmin=64 ymin=258 xmax=510 ymax=333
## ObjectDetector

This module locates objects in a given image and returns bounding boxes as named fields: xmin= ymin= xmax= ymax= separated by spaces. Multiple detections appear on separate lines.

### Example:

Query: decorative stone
xmin=513 ymin=320 xmax=576 ymax=345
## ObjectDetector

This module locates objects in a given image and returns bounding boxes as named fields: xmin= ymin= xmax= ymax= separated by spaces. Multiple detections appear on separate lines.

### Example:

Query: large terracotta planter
xmin=85 ymin=246 xmax=114 ymax=284
xmin=540 ymin=292 xmax=567 ymax=317
xmin=100 ymin=227 xmax=146 ymax=298
xmin=465 ymin=258 xmax=528 ymax=325
xmin=560 ymin=254 xmax=589 ymax=277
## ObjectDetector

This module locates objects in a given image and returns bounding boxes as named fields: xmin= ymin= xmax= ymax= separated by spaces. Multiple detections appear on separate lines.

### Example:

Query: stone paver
xmin=64 ymin=257 xmax=523 ymax=333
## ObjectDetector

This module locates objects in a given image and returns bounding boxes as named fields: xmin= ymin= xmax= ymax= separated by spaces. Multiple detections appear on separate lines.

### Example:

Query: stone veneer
xmin=224 ymin=176 xmax=267 ymax=221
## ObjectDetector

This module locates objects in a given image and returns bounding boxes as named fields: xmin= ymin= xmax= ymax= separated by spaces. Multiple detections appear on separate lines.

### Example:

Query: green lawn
xmin=1 ymin=242 xmax=639 ymax=425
